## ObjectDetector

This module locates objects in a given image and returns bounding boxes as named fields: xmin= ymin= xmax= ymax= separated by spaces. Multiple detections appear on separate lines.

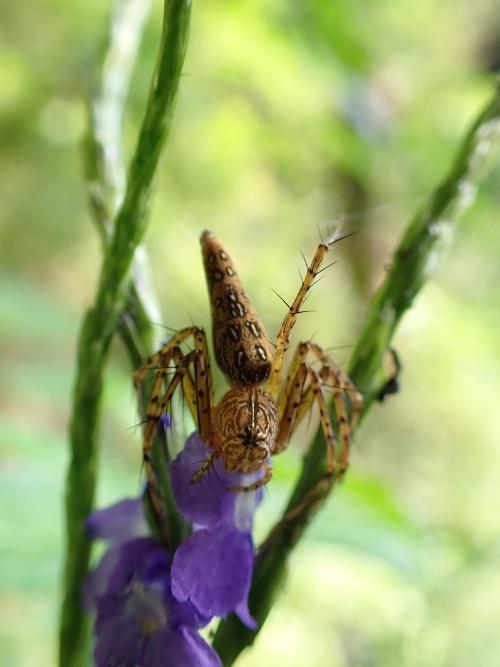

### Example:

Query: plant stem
xmin=212 ymin=84 xmax=500 ymax=666
xmin=86 ymin=0 xmax=190 ymax=555
xmin=59 ymin=2 xmax=192 ymax=665
xmin=84 ymin=0 xmax=160 ymax=366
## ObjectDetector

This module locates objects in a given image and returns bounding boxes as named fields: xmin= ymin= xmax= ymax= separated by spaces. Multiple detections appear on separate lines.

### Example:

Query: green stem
xmin=85 ymin=0 xmax=189 ymax=550
xmin=59 ymin=2 xmax=192 ymax=665
xmin=349 ymin=84 xmax=500 ymax=408
xmin=83 ymin=0 xmax=160 ymax=365
xmin=212 ymin=84 xmax=500 ymax=666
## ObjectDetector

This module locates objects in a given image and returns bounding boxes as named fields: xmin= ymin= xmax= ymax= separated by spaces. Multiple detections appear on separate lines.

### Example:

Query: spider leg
xmin=272 ymin=341 xmax=363 ymax=473
xmin=276 ymin=341 xmax=310 ymax=415
xmin=266 ymin=229 xmax=348 ymax=399
xmin=142 ymin=345 xmax=198 ymax=425
xmin=143 ymin=350 xmax=200 ymax=459
xmin=134 ymin=326 xmax=214 ymax=408
xmin=134 ymin=327 xmax=215 ymax=536
xmin=229 ymin=462 xmax=273 ymax=492
xmin=278 ymin=342 xmax=362 ymax=431
xmin=273 ymin=363 xmax=339 ymax=473
xmin=318 ymin=365 xmax=362 ymax=467
xmin=134 ymin=326 xmax=197 ymax=387
xmin=142 ymin=347 xmax=214 ymax=520
xmin=134 ymin=326 xmax=214 ymax=437
xmin=190 ymin=450 xmax=219 ymax=484
xmin=140 ymin=349 xmax=199 ymax=540
xmin=307 ymin=341 xmax=363 ymax=431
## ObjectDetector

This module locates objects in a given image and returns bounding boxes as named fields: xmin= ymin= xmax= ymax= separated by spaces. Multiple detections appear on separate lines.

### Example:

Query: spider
xmin=135 ymin=230 xmax=363 ymax=499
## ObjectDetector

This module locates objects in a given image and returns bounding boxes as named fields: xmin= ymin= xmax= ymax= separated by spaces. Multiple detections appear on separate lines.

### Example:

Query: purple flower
xmin=170 ymin=433 xmax=262 ymax=628
xmin=86 ymin=432 xmax=262 ymax=665
xmin=84 ymin=498 xmax=149 ymax=609
xmin=86 ymin=500 xmax=221 ymax=667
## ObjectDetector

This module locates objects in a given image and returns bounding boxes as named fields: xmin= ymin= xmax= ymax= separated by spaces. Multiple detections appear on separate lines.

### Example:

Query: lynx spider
xmin=135 ymin=230 xmax=363 ymax=504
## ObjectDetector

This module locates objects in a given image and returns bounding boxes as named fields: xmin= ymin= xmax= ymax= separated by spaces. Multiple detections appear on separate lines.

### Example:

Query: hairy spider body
xmin=214 ymin=386 xmax=278 ymax=474
xmin=135 ymin=229 xmax=362 ymax=497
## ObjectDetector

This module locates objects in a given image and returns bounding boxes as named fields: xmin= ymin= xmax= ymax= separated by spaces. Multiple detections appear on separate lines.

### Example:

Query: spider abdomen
xmin=201 ymin=230 xmax=274 ymax=386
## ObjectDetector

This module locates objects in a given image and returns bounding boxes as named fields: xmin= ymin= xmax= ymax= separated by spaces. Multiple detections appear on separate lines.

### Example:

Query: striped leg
xmin=134 ymin=326 xmax=214 ymax=437
xmin=134 ymin=327 xmax=214 ymax=538
xmin=273 ymin=363 xmax=339 ymax=474
xmin=141 ymin=350 xmax=199 ymax=540
xmin=305 ymin=342 xmax=363 ymax=464
xmin=190 ymin=450 xmax=219 ymax=484
xmin=228 ymin=463 xmax=273 ymax=493
xmin=266 ymin=229 xmax=352 ymax=399
xmin=142 ymin=349 xmax=212 ymax=456
xmin=273 ymin=341 xmax=363 ymax=472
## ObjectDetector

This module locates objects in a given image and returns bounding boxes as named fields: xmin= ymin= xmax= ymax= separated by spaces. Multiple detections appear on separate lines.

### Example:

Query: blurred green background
xmin=2 ymin=0 xmax=500 ymax=665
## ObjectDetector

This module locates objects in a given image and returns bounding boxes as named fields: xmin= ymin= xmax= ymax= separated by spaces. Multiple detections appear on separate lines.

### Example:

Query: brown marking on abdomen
xmin=200 ymin=231 xmax=274 ymax=387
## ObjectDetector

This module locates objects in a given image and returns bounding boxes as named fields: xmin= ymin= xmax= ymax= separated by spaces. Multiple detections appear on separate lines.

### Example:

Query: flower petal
xmin=86 ymin=497 xmax=148 ymax=542
xmin=171 ymin=433 xmax=237 ymax=527
xmin=234 ymin=481 xmax=264 ymax=533
xmin=83 ymin=544 xmax=121 ymax=609
xmin=234 ymin=595 xmax=257 ymax=631
xmin=143 ymin=626 xmax=223 ymax=667
xmin=171 ymin=524 xmax=253 ymax=618
xmin=169 ymin=598 xmax=211 ymax=630
xmin=107 ymin=537 xmax=170 ymax=594
xmin=94 ymin=591 xmax=143 ymax=667
xmin=159 ymin=413 xmax=172 ymax=428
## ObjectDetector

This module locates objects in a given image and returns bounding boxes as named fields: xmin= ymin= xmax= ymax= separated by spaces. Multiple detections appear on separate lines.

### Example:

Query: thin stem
xmin=59 ymin=2 xmax=193 ymax=666
xmin=84 ymin=0 xmax=161 ymax=363
xmin=85 ymin=0 xmax=151 ymax=229
xmin=212 ymin=84 xmax=500 ymax=666
xmin=85 ymin=0 xmax=190 ymax=551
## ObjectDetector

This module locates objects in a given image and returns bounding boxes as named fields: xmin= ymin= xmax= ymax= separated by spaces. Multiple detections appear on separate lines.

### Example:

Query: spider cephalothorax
xmin=135 ymin=229 xmax=362 ymax=497
xmin=214 ymin=386 xmax=278 ymax=475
